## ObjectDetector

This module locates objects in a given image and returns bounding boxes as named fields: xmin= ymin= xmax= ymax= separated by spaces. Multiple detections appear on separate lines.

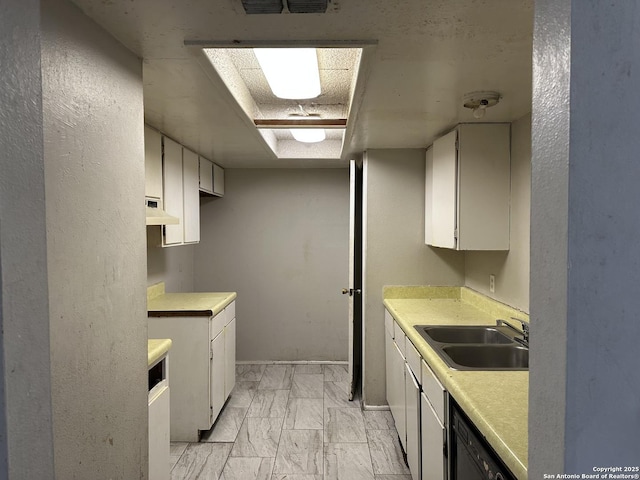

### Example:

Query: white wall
xmin=0 ymin=1 xmax=55 ymax=477
xmin=464 ymin=114 xmax=531 ymax=312
xmin=194 ymin=169 xmax=350 ymax=361
xmin=42 ymin=1 xmax=148 ymax=478
xmin=147 ymin=242 xmax=195 ymax=292
xmin=363 ymin=149 xmax=464 ymax=406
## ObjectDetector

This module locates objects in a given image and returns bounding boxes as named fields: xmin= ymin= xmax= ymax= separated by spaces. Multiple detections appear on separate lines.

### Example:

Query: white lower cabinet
xmin=385 ymin=312 xmax=407 ymax=450
xmin=224 ymin=317 xmax=236 ymax=398
xmin=385 ymin=308 xmax=448 ymax=480
xmin=421 ymin=392 xmax=446 ymax=480
xmin=405 ymin=362 xmax=421 ymax=480
xmin=421 ymin=359 xmax=447 ymax=480
xmin=210 ymin=329 xmax=226 ymax=423
xmin=148 ymin=300 xmax=236 ymax=441
xmin=148 ymin=353 xmax=170 ymax=480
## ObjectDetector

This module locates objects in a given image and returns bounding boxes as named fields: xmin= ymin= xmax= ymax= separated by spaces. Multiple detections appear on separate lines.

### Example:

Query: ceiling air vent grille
xmin=240 ymin=0 xmax=283 ymax=14
xmin=239 ymin=0 xmax=329 ymax=14
xmin=287 ymin=0 xmax=328 ymax=13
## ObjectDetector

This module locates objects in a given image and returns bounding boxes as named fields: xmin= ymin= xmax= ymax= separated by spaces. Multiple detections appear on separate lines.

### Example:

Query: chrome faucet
xmin=496 ymin=317 xmax=529 ymax=347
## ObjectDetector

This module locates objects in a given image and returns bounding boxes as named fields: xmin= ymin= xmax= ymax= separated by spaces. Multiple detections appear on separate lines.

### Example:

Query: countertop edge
xmin=147 ymin=292 xmax=237 ymax=317
xmin=148 ymin=339 xmax=172 ymax=367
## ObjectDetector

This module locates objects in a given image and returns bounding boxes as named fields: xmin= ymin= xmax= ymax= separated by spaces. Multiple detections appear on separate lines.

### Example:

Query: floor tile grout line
xmin=215 ymin=364 xmax=258 ymax=479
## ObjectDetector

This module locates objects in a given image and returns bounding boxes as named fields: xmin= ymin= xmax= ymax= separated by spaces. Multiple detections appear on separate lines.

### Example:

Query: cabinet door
xmin=430 ymin=129 xmax=458 ymax=249
xmin=224 ymin=317 xmax=236 ymax=399
xmin=149 ymin=384 xmax=170 ymax=480
xmin=385 ymin=329 xmax=395 ymax=416
xmin=199 ymin=157 xmax=214 ymax=194
xmin=391 ymin=340 xmax=407 ymax=450
xmin=210 ymin=330 xmax=226 ymax=423
xmin=421 ymin=392 xmax=445 ymax=480
xmin=385 ymin=330 xmax=405 ymax=448
xmin=405 ymin=363 xmax=421 ymax=480
xmin=162 ymin=137 xmax=184 ymax=246
xmin=421 ymin=360 xmax=446 ymax=424
xmin=144 ymin=126 xmax=163 ymax=200
xmin=212 ymin=163 xmax=225 ymax=196
xmin=182 ymin=148 xmax=200 ymax=244
xmin=457 ymin=123 xmax=511 ymax=250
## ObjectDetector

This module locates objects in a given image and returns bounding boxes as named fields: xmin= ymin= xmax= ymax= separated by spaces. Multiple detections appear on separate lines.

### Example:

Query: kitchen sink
xmin=416 ymin=325 xmax=514 ymax=344
xmin=441 ymin=344 xmax=529 ymax=370
xmin=413 ymin=324 xmax=529 ymax=371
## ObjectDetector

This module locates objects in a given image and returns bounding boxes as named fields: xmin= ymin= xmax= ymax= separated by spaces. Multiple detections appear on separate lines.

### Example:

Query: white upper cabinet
xmin=162 ymin=138 xmax=200 ymax=247
xmin=199 ymin=157 xmax=225 ymax=197
xmin=212 ymin=163 xmax=225 ymax=197
xmin=182 ymin=149 xmax=200 ymax=244
xmin=144 ymin=126 xmax=163 ymax=200
xmin=199 ymin=157 xmax=214 ymax=194
xmin=162 ymin=137 xmax=184 ymax=246
xmin=426 ymin=123 xmax=511 ymax=250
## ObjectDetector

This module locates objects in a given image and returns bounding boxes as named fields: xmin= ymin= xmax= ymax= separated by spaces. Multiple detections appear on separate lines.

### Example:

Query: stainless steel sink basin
xmin=413 ymin=324 xmax=529 ymax=371
xmin=441 ymin=345 xmax=529 ymax=370
xmin=416 ymin=325 xmax=514 ymax=344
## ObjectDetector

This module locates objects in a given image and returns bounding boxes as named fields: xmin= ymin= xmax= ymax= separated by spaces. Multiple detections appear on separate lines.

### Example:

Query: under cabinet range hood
xmin=145 ymin=198 xmax=179 ymax=226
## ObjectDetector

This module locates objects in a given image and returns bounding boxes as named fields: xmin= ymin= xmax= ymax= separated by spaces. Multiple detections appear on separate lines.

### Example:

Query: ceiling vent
xmin=240 ymin=0 xmax=283 ymax=14
xmin=239 ymin=0 xmax=329 ymax=14
xmin=287 ymin=0 xmax=328 ymax=13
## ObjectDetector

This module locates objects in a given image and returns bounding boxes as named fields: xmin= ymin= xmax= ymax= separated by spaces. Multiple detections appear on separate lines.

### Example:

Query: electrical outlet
xmin=489 ymin=274 xmax=496 ymax=293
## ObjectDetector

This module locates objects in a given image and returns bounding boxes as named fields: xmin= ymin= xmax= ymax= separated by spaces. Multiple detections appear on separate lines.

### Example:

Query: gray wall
xmin=531 ymin=1 xmax=640 ymax=473
xmin=0 ymin=1 xmax=55 ymax=477
xmin=42 ymin=1 xmax=148 ymax=478
xmin=464 ymin=114 xmax=531 ymax=312
xmin=194 ymin=169 xmax=350 ymax=361
xmin=147 ymin=242 xmax=195 ymax=292
xmin=363 ymin=149 xmax=464 ymax=406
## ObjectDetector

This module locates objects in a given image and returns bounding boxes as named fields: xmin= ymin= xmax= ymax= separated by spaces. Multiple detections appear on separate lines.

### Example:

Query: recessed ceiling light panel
xmin=291 ymin=128 xmax=326 ymax=143
xmin=253 ymin=48 xmax=321 ymax=99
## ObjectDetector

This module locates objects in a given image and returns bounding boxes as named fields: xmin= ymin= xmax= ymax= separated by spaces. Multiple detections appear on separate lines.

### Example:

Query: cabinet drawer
xmin=211 ymin=310 xmax=226 ymax=338
xmin=421 ymin=359 xmax=446 ymax=424
xmin=384 ymin=309 xmax=394 ymax=337
xmin=225 ymin=300 xmax=236 ymax=322
xmin=406 ymin=341 xmax=422 ymax=383
xmin=405 ymin=338 xmax=422 ymax=385
xmin=393 ymin=321 xmax=406 ymax=358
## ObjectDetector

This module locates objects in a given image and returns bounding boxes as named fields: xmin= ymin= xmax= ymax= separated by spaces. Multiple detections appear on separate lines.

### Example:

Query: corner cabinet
xmin=148 ymin=301 xmax=236 ymax=442
xmin=199 ymin=156 xmax=225 ymax=197
xmin=425 ymin=123 xmax=510 ymax=250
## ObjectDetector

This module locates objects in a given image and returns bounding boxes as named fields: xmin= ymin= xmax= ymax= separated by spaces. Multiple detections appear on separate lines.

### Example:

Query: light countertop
xmin=148 ymin=338 xmax=172 ymax=367
xmin=383 ymin=286 xmax=528 ymax=480
xmin=147 ymin=283 xmax=236 ymax=317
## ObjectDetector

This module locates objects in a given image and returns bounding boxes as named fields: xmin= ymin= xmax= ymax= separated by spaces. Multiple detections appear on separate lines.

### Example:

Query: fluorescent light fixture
xmin=291 ymin=128 xmax=326 ymax=143
xmin=254 ymin=48 xmax=321 ymax=99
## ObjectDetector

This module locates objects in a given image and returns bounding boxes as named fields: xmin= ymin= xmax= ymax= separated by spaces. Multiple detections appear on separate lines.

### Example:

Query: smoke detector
xmin=463 ymin=91 xmax=501 ymax=119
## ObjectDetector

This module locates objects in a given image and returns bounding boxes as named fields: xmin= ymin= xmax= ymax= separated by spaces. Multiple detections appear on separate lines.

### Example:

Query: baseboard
xmin=236 ymin=360 xmax=349 ymax=365
xmin=362 ymin=404 xmax=391 ymax=411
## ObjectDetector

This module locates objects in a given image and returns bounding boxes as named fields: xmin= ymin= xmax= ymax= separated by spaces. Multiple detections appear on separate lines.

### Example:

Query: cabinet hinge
xmin=210 ymin=346 xmax=213 ymax=360
xmin=453 ymin=228 xmax=458 ymax=240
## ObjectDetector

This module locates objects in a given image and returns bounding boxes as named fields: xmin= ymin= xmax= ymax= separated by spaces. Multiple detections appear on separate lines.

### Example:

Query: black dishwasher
xmin=449 ymin=398 xmax=516 ymax=480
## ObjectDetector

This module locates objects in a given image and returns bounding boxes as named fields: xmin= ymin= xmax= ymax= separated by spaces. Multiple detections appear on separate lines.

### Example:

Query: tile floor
xmin=170 ymin=363 xmax=411 ymax=480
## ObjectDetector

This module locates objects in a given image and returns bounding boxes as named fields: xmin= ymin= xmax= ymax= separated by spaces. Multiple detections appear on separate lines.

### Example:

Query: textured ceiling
xmin=69 ymin=0 xmax=534 ymax=168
